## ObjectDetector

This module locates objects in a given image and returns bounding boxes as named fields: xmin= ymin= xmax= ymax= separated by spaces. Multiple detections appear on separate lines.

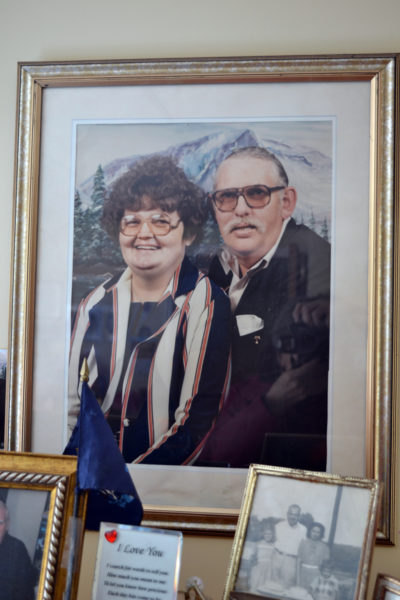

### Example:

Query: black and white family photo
xmin=231 ymin=471 xmax=376 ymax=600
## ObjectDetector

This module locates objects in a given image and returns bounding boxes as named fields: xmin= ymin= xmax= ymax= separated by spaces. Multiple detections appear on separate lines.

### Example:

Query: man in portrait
xmin=274 ymin=504 xmax=307 ymax=589
xmin=0 ymin=500 xmax=36 ymax=599
xmin=197 ymin=145 xmax=331 ymax=471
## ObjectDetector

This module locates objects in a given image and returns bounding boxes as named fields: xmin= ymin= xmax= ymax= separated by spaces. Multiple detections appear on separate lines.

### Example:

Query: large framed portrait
xmin=223 ymin=464 xmax=381 ymax=600
xmin=0 ymin=452 xmax=86 ymax=600
xmin=6 ymin=55 xmax=399 ymax=540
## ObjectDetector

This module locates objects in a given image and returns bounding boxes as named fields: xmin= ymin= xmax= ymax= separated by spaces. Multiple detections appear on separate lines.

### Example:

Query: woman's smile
xmin=119 ymin=208 xmax=190 ymax=283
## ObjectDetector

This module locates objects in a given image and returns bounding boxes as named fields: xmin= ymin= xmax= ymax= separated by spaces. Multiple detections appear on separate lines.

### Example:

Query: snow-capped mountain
xmin=77 ymin=127 xmax=332 ymax=227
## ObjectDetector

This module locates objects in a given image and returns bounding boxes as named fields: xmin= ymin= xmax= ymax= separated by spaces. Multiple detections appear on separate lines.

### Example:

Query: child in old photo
xmin=310 ymin=560 xmax=339 ymax=600
xmin=249 ymin=519 xmax=276 ymax=593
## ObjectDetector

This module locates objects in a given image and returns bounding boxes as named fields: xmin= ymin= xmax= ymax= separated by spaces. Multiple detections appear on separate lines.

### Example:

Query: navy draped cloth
xmin=64 ymin=380 xmax=143 ymax=530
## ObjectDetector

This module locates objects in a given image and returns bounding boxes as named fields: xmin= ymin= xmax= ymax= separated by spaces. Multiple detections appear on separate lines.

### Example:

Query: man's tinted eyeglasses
xmin=209 ymin=184 xmax=285 ymax=212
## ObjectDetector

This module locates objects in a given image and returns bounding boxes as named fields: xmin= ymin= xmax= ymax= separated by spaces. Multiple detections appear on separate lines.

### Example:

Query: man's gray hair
xmin=223 ymin=146 xmax=289 ymax=187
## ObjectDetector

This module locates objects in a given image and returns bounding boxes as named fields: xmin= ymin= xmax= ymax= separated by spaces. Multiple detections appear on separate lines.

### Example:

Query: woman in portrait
xmin=297 ymin=521 xmax=330 ymax=591
xmin=68 ymin=155 xmax=231 ymax=465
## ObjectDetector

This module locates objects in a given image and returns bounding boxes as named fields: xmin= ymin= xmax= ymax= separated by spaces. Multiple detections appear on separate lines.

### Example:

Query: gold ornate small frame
xmin=0 ymin=452 xmax=86 ymax=600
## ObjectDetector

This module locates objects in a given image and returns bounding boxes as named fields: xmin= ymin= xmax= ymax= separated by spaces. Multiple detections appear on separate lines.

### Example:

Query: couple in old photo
xmin=238 ymin=504 xmax=339 ymax=600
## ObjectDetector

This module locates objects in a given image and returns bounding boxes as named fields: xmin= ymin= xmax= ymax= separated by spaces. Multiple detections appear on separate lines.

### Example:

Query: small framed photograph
xmin=0 ymin=451 xmax=86 ymax=600
xmin=223 ymin=464 xmax=381 ymax=600
xmin=373 ymin=574 xmax=400 ymax=600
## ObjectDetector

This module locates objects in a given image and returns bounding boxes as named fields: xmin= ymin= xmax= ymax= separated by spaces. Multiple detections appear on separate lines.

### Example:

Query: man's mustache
xmin=220 ymin=217 xmax=266 ymax=236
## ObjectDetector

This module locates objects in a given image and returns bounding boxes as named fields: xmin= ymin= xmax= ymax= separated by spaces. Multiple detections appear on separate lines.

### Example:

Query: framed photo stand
xmin=373 ymin=574 xmax=400 ymax=600
xmin=223 ymin=464 xmax=381 ymax=600
xmin=0 ymin=451 xmax=86 ymax=600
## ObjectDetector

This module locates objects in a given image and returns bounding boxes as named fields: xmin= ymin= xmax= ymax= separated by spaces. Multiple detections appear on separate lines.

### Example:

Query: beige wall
xmin=1 ymin=0 xmax=399 ymax=598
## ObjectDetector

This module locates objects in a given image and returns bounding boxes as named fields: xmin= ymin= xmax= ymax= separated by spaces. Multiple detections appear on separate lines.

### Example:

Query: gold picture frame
xmin=6 ymin=54 xmax=399 ymax=540
xmin=373 ymin=574 xmax=400 ymax=599
xmin=223 ymin=464 xmax=381 ymax=600
xmin=0 ymin=451 xmax=86 ymax=600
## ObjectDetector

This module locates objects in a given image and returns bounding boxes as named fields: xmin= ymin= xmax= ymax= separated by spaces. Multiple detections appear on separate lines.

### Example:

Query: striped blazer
xmin=68 ymin=257 xmax=231 ymax=465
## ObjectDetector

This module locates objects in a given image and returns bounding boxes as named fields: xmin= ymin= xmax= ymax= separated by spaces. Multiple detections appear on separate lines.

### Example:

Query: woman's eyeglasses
xmin=209 ymin=184 xmax=285 ymax=212
xmin=120 ymin=214 xmax=181 ymax=237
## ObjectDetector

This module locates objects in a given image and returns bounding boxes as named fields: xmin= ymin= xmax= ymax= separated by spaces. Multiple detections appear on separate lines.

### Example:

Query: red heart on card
xmin=105 ymin=529 xmax=118 ymax=544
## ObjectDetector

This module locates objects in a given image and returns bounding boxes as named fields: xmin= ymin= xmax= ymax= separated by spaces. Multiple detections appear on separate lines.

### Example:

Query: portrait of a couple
xmin=67 ymin=121 xmax=332 ymax=473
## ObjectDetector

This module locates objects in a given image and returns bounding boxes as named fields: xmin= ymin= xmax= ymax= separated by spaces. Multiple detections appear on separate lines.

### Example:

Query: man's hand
xmin=292 ymin=298 xmax=330 ymax=328
xmin=264 ymin=357 xmax=328 ymax=416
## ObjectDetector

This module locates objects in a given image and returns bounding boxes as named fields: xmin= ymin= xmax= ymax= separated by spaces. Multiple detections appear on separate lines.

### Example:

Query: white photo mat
xmin=32 ymin=80 xmax=370 ymax=509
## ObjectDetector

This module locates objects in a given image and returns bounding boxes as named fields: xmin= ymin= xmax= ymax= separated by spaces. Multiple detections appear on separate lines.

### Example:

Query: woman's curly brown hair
xmin=102 ymin=155 xmax=207 ymax=244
